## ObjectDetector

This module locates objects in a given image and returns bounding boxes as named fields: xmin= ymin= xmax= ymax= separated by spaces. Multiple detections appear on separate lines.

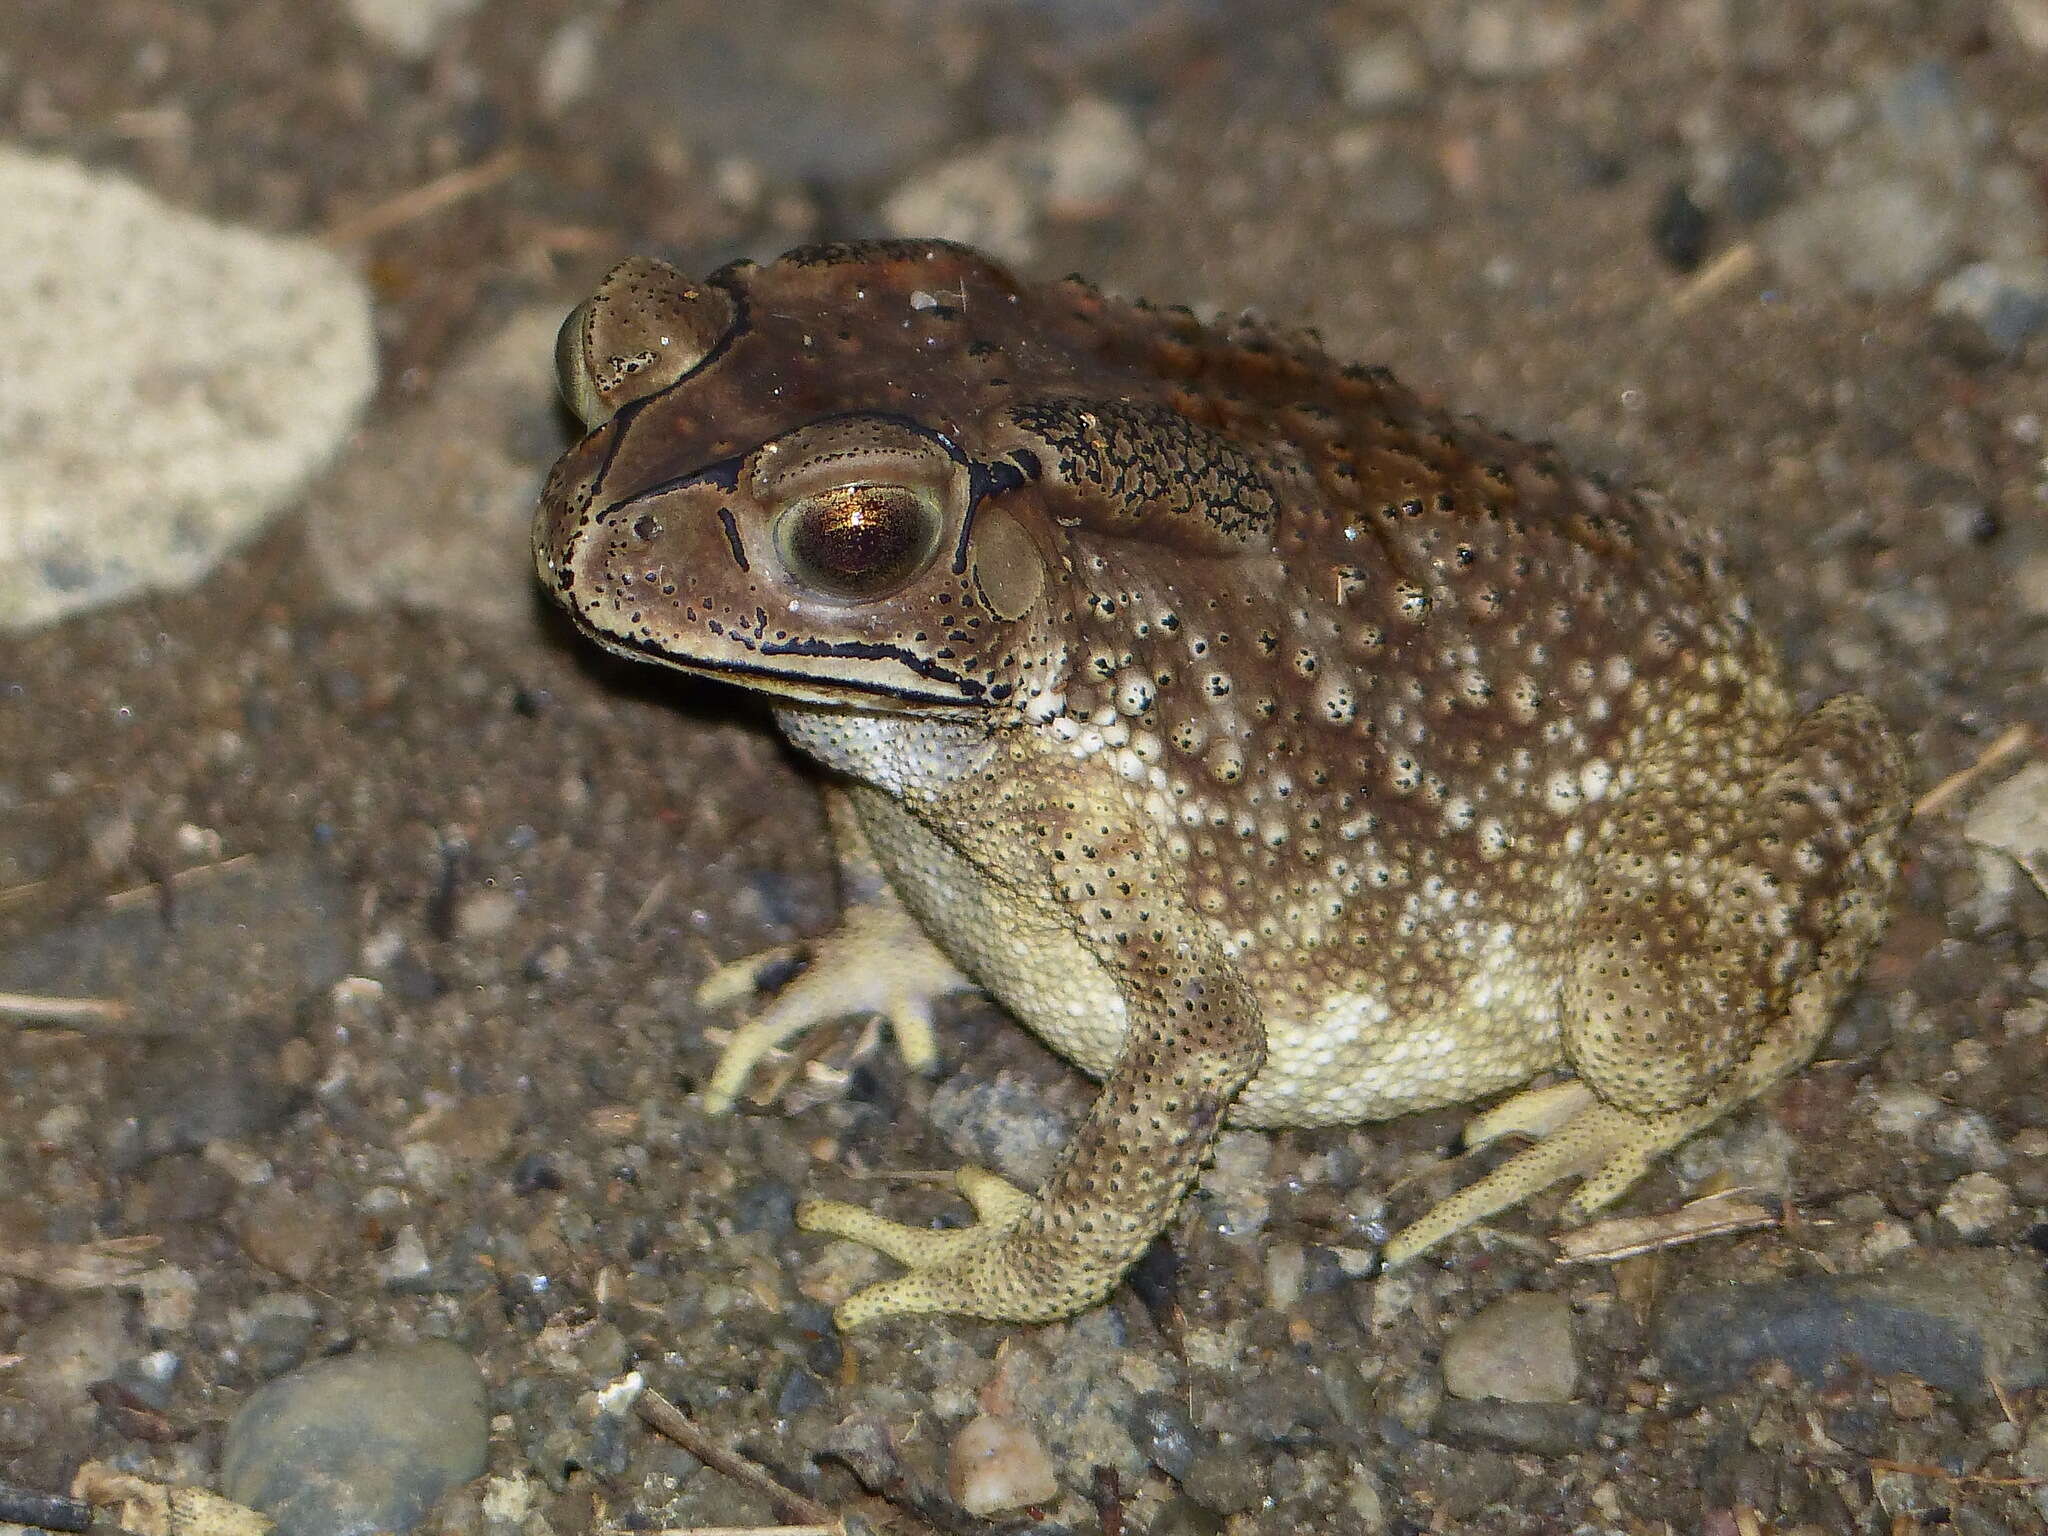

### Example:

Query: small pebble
xmin=1338 ymin=36 xmax=1429 ymax=114
xmin=454 ymin=889 xmax=519 ymax=942
xmin=379 ymin=1225 xmax=436 ymax=1292
xmin=1042 ymin=97 xmax=1143 ymax=214
xmin=345 ymin=0 xmax=482 ymax=58
xmin=235 ymin=1183 xmax=342 ymax=1284
xmin=1939 ymin=1172 xmax=2016 ymax=1240
xmin=2000 ymin=0 xmax=2048 ymax=52
xmin=947 ymin=1414 xmax=1058 ymax=1516
xmin=1441 ymin=1291 xmax=1580 ymax=1403
xmin=1458 ymin=1 xmax=1589 ymax=78
xmin=233 ymin=1293 xmax=320 ymax=1380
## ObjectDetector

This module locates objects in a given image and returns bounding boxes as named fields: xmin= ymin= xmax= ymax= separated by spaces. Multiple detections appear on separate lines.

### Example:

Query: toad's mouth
xmin=561 ymin=607 xmax=990 ymax=711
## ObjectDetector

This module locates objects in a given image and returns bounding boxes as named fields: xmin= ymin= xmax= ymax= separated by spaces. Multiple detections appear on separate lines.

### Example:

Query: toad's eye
xmin=774 ymin=484 xmax=944 ymax=600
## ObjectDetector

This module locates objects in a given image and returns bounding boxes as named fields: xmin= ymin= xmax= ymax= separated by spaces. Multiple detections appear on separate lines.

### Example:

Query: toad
xmin=534 ymin=240 xmax=1906 ymax=1328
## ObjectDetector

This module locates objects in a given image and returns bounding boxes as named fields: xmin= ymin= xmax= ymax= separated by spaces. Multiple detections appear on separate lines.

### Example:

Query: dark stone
xmin=1652 ymin=181 xmax=1712 ymax=271
xmin=1722 ymin=140 xmax=1791 ymax=220
xmin=1177 ymin=1429 xmax=1266 ymax=1516
xmin=1652 ymin=1252 xmax=2048 ymax=1402
xmin=776 ymin=1364 xmax=829 ymax=1416
xmin=815 ymin=1412 xmax=900 ymax=1493
xmin=731 ymin=1179 xmax=798 ymax=1234
xmin=1135 ymin=1393 xmax=1198 ymax=1481
xmin=1143 ymin=1495 xmax=1227 ymax=1536
xmin=509 ymin=1154 xmax=563 ymax=1195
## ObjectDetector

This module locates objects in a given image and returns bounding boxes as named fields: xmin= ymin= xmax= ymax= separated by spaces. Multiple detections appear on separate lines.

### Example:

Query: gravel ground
xmin=3 ymin=2 xmax=2048 ymax=1533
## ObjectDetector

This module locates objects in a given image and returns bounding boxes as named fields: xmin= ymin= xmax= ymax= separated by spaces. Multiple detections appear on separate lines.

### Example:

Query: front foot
xmin=799 ymin=1168 xmax=1102 ymax=1328
xmin=695 ymin=902 xmax=977 ymax=1112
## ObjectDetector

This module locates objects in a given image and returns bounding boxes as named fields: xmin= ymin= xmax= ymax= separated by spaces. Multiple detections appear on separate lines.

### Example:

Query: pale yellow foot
xmin=798 ymin=1166 xmax=1039 ymax=1328
xmin=695 ymin=901 xmax=977 ymax=1112
xmin=1461 ymin=1079 xmax=1594 ymax=1148
xmin=1383 ymin=1090 xmax=1717 ymax=1265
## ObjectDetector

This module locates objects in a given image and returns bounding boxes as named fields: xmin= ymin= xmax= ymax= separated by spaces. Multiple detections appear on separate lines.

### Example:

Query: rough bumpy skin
xmin=535 ymin=239 xmax=1908 ymax=1327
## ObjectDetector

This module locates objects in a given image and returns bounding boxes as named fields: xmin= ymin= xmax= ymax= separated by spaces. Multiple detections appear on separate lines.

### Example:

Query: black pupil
xmin=785 ymin=486 xmax=932 ymax=596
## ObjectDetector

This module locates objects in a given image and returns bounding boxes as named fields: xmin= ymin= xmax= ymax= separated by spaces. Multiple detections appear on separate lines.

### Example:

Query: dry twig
xmin=1553 ymin=1190 xmax=1780 ymax=1264
xmin=0 ymin=1235 xmax=160 ymax=1290
xmin=1669 ymin=241 xmax=1759 ymax=314
xmin=1867 ymin=1457 xmax=2043 ymax=1488
xmin=0 ymin=991 xmax=130 ymax=1027
xmin=321 ymin=148 xmax=523 ymax=247
xmin=1913 ymin=722 xmax=2034 ymax=819
xmin=634 ymin=1386 xmax=841 ymax=1532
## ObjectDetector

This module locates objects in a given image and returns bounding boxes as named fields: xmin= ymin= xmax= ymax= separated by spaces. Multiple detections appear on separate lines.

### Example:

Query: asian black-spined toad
xmin=534 ymin=239 xmax=1907 ymax=1327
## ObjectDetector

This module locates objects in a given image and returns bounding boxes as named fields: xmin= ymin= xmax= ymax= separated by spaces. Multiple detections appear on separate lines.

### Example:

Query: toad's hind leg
xmin=1386 ymin=694 xmax=1906 ymax=1264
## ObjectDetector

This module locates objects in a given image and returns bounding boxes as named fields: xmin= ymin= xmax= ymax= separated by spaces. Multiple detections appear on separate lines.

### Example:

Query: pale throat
xmin=775 ymin=704 xmax=998 ymax=801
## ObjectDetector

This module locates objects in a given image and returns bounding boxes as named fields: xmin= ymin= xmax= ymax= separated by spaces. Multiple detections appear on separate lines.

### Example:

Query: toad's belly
xmin=861 ymin=791 xmax=1566 ymax=1131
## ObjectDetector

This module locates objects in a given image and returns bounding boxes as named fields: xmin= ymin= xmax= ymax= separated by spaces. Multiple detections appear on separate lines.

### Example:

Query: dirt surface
xmin=4 ymin=2 xmax=2048 ymax=1532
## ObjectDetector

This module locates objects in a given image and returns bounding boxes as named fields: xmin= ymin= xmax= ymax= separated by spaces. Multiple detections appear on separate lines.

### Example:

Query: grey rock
xmin=815 ymin=1411 xmax=899 ymax=1493
xmin=0 ymin=853 xmax=353 ymax=1048
xmin=234 ymin=1293 xmax=322 ymax=1380
xmin=1768 ymin=175 xmax=1962 ymax=296
xmin=222 ymin=1340 xmax=489 ymax=1536
xmin=1719 ymin=140 xmax=1792 ymax=221
xmin=1866 ymin=585 xmax=1952 ymax=651
xmin=776 ymin=1363 xmax=829 ymax=1416
xmin=984 ymin=1311 xmax=1146 ymax=1486
xmin=306 ymin=306 xmax=566 ymax=631
xmin=1429 ymin=1398 xmax=1604 ymax=1456
xmin=1938 ymin=1172 xmax=2017 ymax=1240
xmin=881 ymin=97 xmax=1144 ymax=269
xmin=928 ymin=1069 xmax=1074 ymax=1188
xmin=1652 ymin=1251 xmax=2048 ymax=1401
xmin=732 ymin=1179 xmax=798 ymax=1234
xmin=1177 ymin=1429 xmax=1266 ymax=1515
xmin=2000 ymin=0 xmax=2048 ymax=53
xmin=12 ymin=1296 xmax=138 ymax=1413
xmin=1965 ymin=762 xmax=2048 ymax=905
xmin=1763 ymin=59 xmax=2019 ymax=298
xmin=0 ymin=151 xmax=374 ymax=632
xmin=1934 ymin=261 xmax=2048 ymax=356
xmin=116 ymin=1349 xmax=182 ymax=1412
xmin=104 ymin=1016 xmax=304 ymax=1173
xmin=1145 ymin=1495 xmax=1227 ymax=1536
xmin=1441 ymin=1291 xmax=1580 ymax=1402
xmin=605 ymin=0 xmax=958 ymax=186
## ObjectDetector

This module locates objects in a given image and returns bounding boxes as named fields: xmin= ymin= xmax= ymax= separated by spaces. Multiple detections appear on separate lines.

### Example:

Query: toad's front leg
xmin=800 ymin=820 xmax=1264 ymax=1328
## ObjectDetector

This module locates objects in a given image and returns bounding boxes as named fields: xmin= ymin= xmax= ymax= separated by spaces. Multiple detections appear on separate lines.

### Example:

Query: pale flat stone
xmin=0 ymin=151 xmax=375 ymax=632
